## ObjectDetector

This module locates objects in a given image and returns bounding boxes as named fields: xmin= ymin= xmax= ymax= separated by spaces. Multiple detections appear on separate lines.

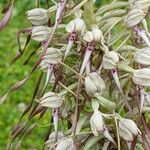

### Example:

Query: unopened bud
xmin=102 ymin=51 xmax=119 ymax=69
xmin=132 ymin=68 xmax=150 ymax=87
xmin=125 ymin=9 xmax=146 ymax=27
xmin=134 ymin=47 xmax=150 ymax=65
xmin=56 ymin=138 xmax=73 ymax=150
xmin=26 ymin=8 xmax=49 ymax=25
xmin=40 ymin=92 xmax=63 ymax=108
xmin=42 ymin=47 xmax=62 ymax=65
xmin=85 ymin=72 xmax=106 ymax=96
xmin=45 ymin=131 xmax=64 ymax=148
xmin=31 ymin=26 xmax=51 ymax=42
xmin=119 ymin=118 xmax=141 ymax=141
xmin=134 ymin=0 xmax=150 ymax=12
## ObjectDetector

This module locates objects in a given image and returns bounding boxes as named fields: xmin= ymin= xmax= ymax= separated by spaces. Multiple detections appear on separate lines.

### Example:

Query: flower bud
xmin=119 ymin=118 xmax=141 ymax=141
xmin=56 ymin=138 xmax=73 ymax=150
xmin=134 ymin=47 xmax=150 ymax=65
xmin=102 ymin=51 xmax=119 ymax=69
xmin=66 ymin=18 xmax=86 ymax=33
xmin=26 ymin=8 xmax=49 ymax=25
xmin=90 ymin=111 xmax=104 ymax=136
xmin=125 ymin=9 xmax=146 ymax=27
xmin=85 ymin=72 xmax=106 ymax=96
xmin=40 ymin=92 xmax=63 ymax=108
xmin=45 ymin=131 xmax=64 ymax=149
xmin=134 ymin=0 xmax=150 ymax=12
xmin=42 ymin=47 xmax=62 ymax=65
xmin=31 ymin=26 xmax=51 ymax=42
xmin=132 ymin=68 xmax=150 ymax=87
xmin=83 ymin=25 xmax=104 ymax=42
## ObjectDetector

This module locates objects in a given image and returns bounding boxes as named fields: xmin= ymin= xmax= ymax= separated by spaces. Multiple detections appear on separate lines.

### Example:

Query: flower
xmin=133 ymin=0 xmax=150 ymax=12
xmin=45 ymin=131 xmax=64 ymax=149
xmin=40 ymin=92 xmax=63 ymax=108
xmin=134 ymin=47 xmax=150 ymax=65
xmin=26 ymin=8 xmax=49 ymax=25
xmin=90 ymin=111 xmax=104 ymax=136
xmin=125 ymin=9 xmax=146 ymax=27
xmin=56 ymin=138 xmax=73 ymax=150
xmin=132 ymin=68 xmax=150 ymax=87
xmin=42 ymin=47 xmax=62 ymax=65
xmin=102 ymin=51 xmax=119 ymax=69
xmin=66 ymin=18 xmax=86 ymax=33
xmin=31 ymin=26 xmax=51 ymax=42
xmin=85 ymin=72 xmax=106 ymax=96
xmin=90 ymin=111 xmax=116 ymax=145
xmin=83 ymin=25 xmax=104 ymax=42
xmin=119 ymin=118 xmax=141 ymax=141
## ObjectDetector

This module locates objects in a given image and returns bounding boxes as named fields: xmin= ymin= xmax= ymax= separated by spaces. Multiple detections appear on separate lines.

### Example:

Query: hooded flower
xmin=83 ymin=25 xmax=104 ymax=43
xmin=119 ymin=118 xmax=141 ymax=141
xmin=40 ymin=92 xmax=63 ymax=108
xmin=134 ymin=47 xmax=150 ymax=65
xmin=125 ymin=9 xmax=146 ymax=27
xmin=85 ymin=72 xmax=106 ymax=96
xmin=102 ymin=51 xmax=119 ymax=69
xmin=56 ymin=138 xmax=73 ymax=150
xmin=42 ymin=47 xmax=62 ymax=65
xmin=31 ymin=26 xmax=51 ymax=42
xmin=132 ymin=68 xmax=150 ymax=87
xmin=90 ymin=110 xmax=116 ymax=145
xmin=66 ymin=18 xmax=86 ymax=33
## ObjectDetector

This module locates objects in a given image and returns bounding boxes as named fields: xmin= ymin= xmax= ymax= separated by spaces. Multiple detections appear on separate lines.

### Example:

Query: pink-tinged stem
xmin=0 ymin=4 xmax=13 ymax=32
xmin=64 ymin=32 xmax=77 ymax=60
xmin=55 ymin=0 xmax=67 ymax=23
xmin=53 ymin=108 xmax=59 ymax=142
xmin=134 ymin=26 xmax=150 ymax=47
xmin=111 ymin=69 xmax=134 ymax=117
xmin=80 ymin=42 xmax=94 ymax=75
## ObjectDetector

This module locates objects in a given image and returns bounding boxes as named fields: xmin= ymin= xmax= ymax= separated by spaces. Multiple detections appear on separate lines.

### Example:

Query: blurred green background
xmin=0 ymin=0 xmax=114 ymax=149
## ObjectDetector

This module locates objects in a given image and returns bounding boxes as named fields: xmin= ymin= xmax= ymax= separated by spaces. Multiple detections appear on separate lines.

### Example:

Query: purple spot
xmin=102 ymin=127 xmax=107 ymax=133
xmin=112 ymin=69 xmax=116 ymax=74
